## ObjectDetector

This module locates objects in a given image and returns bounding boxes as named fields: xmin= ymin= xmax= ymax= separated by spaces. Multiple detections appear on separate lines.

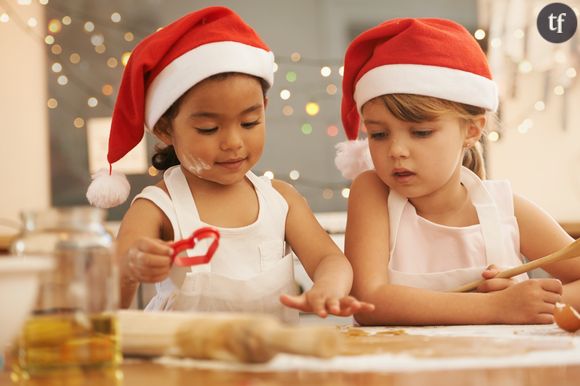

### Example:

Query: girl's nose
xmin=389 ymin=139 xmax=410 ymax=159
xmin=220 ymin=128 xmax=243 ymax=150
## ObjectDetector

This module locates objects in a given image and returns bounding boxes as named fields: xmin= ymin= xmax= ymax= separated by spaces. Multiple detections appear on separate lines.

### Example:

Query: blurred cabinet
xmin=0 ymin=235 xmax=14 ymax=255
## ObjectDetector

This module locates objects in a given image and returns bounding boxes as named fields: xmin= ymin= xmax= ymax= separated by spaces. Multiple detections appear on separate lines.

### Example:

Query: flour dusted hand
xmin=123 ymin=237 xmax=174 ymax=284
xmin=280 ymin=290 xmax=374 ymax=318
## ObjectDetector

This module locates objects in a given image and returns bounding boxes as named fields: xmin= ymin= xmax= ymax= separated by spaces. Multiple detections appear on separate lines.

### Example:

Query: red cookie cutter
xmin=170 ymin=227 xmax=220 ymax=267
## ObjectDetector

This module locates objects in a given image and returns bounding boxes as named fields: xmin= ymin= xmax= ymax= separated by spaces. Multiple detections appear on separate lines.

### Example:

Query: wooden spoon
xmin=450 ymin=238 xmax=580 ymax=292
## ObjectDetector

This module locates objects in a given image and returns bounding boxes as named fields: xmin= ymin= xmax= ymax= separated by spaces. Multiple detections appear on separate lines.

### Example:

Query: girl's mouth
xmin=392 ymin=169 xmax=415 ymax=182
xmin=216 ymin=158 xmax=246 ymax=170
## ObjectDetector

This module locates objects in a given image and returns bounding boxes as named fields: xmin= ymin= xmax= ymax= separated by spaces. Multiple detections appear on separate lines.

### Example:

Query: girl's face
xmin=361 ymin=97 xmax=482 ymax=199
xmin=160 ymin=74 xmax=267 ymax=186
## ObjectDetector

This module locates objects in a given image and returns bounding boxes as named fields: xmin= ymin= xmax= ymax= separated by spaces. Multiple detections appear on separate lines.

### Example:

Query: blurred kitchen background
xmin=1 ymin=0 xmax=580 ymax=241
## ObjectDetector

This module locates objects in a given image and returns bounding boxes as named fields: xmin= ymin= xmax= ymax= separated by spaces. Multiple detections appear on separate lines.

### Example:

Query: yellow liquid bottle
xmin=10 ymin=207 xmax=121 ymax=379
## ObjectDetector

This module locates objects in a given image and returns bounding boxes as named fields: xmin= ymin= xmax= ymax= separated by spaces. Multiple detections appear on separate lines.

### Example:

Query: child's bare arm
xmin=345 ymin=171 xmax=562 ymax=326
xmin=115 ymin=199 xmax=173 ymax=308
xmin=514 ymin=193 xmax=580 ymax=309
xmin=272 ymin=179 xmax=374 ymax=317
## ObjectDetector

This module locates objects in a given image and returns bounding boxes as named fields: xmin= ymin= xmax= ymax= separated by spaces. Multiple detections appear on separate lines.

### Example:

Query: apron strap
xmin=164 ymin=166 xmax=211 ymax=273
xmin=387 ymin=167 xmax=508 ymax=265
xmin=460 ymin=167 xmax=508 ymax=265
xmin=246 ymin=171 xmax=289 ymax=253
xmin=164 ymin=166 xmax=202 ymax=234
xmin=387 ymin=189 xmax=408 ymax=258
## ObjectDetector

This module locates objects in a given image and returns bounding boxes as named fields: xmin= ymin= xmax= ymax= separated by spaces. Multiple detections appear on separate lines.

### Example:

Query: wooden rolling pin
xmin=450 ymin=238 xmax=580 ymax=292
xmin=118 ymin=310 xmax=342 ymax=363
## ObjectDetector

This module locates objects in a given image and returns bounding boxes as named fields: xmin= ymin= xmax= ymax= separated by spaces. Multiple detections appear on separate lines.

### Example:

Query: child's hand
xmin=124 ymin=237 xmax=174 ymax=284
xmin=491 ymin=278 xmax=563 ymax=324
xmin=280 ymin=290 xmax=375 ymax=318
xmin=476 ymin=264 xmax=516 ymax=292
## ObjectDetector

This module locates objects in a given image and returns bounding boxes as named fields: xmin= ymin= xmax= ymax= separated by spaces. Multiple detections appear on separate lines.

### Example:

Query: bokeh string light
xmin=1 ymin=0 xmax=352 ymax=199
xmin=255 ymin=170 xmax=351 ymax=200
xmin=482 ymin=0 xmax=579 ymax=138
xmin=0 ymin=0 xmax=119 ymax=114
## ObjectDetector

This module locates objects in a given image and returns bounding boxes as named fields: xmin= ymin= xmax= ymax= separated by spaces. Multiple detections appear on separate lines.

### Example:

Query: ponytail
xmin=462 ymin=141 xmax=486 ymax=179
xmin=152 ymin=145 xmax=180 ymax=170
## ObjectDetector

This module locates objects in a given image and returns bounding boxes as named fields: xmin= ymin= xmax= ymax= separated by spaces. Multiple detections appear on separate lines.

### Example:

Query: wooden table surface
xmin=2 ymin=360 xmax=580 ymax=386
xmin=3 ymin=322 xmax=580 ymax=386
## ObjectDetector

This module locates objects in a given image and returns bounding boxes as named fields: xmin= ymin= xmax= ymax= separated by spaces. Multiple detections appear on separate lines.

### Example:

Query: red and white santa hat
xmin=86 ymin=6 xmax=274 ymax=208
xmin=335 ymin=18 xmax=498 ymax=180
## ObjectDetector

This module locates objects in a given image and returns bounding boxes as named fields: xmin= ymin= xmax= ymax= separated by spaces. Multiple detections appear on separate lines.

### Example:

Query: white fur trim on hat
xmin=354 ymin=64 xmax=498 ymax=112
xmin=145 ymin=41 xmax=275 ymax=131
xmin=86 ymin=168 xmax=131 ymax=208
xmin=335 ymin=138 xmax=374 ymax=180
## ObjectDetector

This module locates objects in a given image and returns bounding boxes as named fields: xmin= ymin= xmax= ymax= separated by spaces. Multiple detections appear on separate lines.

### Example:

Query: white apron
xmin=387 ymin=167 xmax=527 ymax=291
xmin=135 ymin=166 xmax=299 ymax=323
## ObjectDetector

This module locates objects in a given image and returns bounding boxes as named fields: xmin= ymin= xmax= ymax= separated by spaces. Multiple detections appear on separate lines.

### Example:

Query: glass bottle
xmin=10 ymin=206 xmax=121 ymax=377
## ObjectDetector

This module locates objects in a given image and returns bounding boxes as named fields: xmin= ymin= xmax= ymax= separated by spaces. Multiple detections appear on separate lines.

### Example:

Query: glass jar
xmin=10 ymin=207 xmax=121 ymax=377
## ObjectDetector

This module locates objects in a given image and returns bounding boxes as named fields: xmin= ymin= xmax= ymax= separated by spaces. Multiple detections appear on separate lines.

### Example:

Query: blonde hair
xmin=379 ymin=94 xmax=493 ymax=179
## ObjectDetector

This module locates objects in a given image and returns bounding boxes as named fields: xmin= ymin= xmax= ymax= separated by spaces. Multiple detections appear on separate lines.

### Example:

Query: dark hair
xmin=151 ymin=73 xmax=269 ymax=170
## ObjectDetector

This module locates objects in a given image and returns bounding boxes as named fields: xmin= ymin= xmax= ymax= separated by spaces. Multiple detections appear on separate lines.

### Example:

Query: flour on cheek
xmin=180 ymin=152 xmax=211 ymax=176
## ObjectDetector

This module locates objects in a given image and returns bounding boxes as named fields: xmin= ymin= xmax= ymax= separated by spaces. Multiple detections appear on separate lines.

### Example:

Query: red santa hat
xmin=335 ymin=18 xmax=498 ymax=179
xmin=86 ymin=6 xmax=274 ymax=208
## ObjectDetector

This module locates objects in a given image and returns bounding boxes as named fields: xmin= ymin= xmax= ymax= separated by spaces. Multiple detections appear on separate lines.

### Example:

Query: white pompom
xmin=334 ymin=138 xmax=374 ymax=180
xmin=86 ymin=168 xmax=130 ymax=208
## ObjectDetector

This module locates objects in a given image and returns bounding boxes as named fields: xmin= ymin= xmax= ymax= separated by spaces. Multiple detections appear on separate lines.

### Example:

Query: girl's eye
xmin=412 ymin=130 xmax=433 ymax=138
xmin=241 ymin=120 xmax=260 ymax=129
xmin=195 ymin=127 xmax=218 ymax=134
xmin=369 ymin=131 xmax=387 ymax=140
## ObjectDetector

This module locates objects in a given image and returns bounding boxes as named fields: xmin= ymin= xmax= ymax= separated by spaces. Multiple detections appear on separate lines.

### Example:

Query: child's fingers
xmin=356 ymin=301 xmax=375 ymax=312
xmin=539 ymin=302 xmax=557 ymax=315
xmin=332 ymin=297 xmax=361 ymax=316
xmin=134 ymin=237 xmax=174 ymax=256
xmin=126 ymin=245 xmax=172 ymax=283
xmin=279 ymin=293 xmax=301 ymax=307
xmin=129 ymin=262 xmax=171 ymax=283
xmin=336 ymin=307 xmax=354 ymax=317
xmin=481 ymin=270 xmax=499 ymax=279
xmin=476 ymin=278 xmax=514 ymax=293
xmin=337 ymin=303 xmax=374 ymax=316
xmin=542 ymin=291 xmax=562 ymax=305
xmin=539 ymin=278 xmax=563 ymax=294
xmin=128 ymin=248 xmax=171 ymax=271
xmin=481 ymin=264 xmax=500 ymax=279
xmin=280 ymin=293 xmax=309 ymax=312
xmin=535 ymin=313 xmax=555 ymax=324
xmin=325 ymin=298 xmax=341 ymax=314
xmin=338 ymin=296 xmax=359 ymax=308
xmin=308 ymin=294 xmax=328 ymax=317
xmin=347 ymin=301 xmax=373 ymax=314
xmin=334 ymin=297 xmax=375 ymax=315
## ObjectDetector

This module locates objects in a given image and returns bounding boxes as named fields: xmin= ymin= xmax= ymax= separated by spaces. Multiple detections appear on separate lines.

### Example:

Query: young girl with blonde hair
xmin=336 ymin=18 xmax=580 ymax=325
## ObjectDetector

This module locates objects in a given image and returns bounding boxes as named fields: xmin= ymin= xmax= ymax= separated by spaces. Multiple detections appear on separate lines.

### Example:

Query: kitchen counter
xmin=6 ymin=360 xmax=578 ymax=386
xmin=3 ymin=360 xmax=580 ymax=386
xmin=3 ymin=323 xmax=580 ymax=386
